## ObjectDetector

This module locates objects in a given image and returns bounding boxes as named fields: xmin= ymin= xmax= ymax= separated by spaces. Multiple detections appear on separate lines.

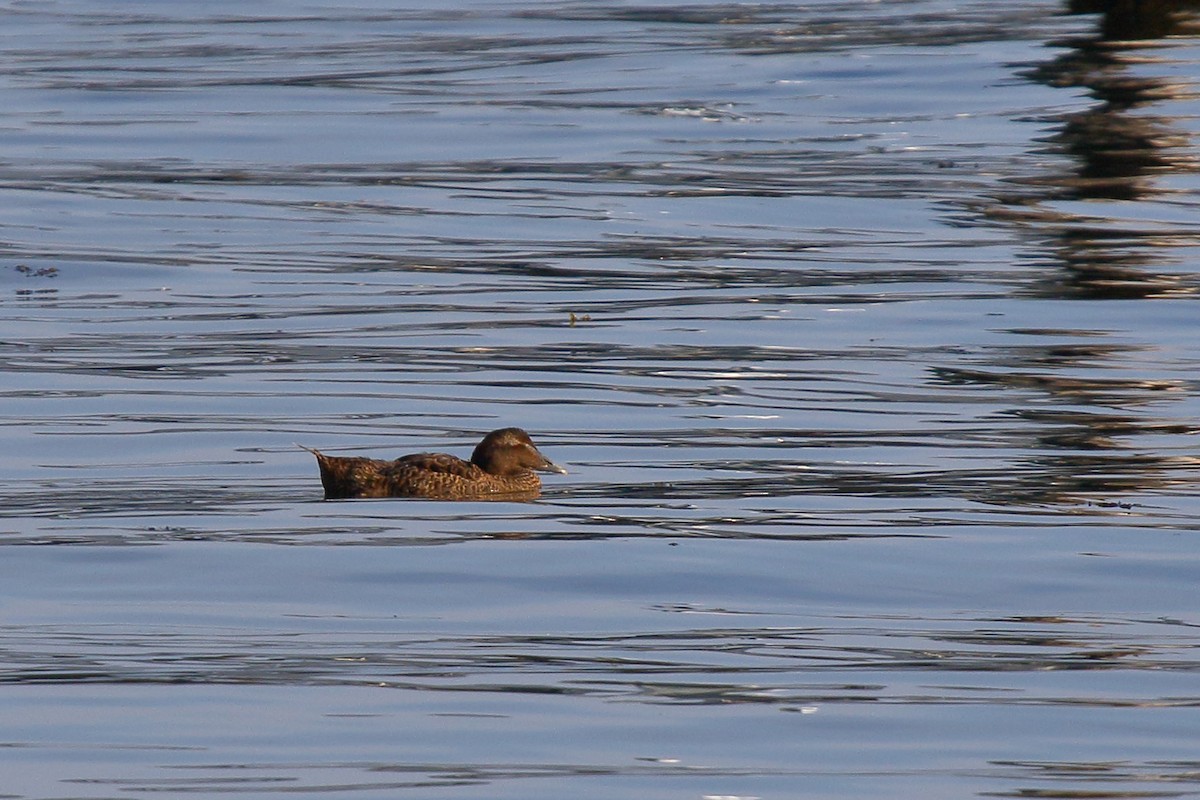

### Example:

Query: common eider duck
xmin=303 ymin=427 xmax=566 ymax=500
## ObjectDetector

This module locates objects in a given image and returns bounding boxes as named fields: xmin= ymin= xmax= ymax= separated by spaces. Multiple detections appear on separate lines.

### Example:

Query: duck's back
xmin=386 ymin=452 xmax=488 ymax=498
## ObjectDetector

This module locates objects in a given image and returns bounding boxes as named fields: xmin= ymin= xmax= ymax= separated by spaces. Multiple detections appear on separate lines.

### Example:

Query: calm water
xmin=2 ymin=0 xmax=1200 ymax=797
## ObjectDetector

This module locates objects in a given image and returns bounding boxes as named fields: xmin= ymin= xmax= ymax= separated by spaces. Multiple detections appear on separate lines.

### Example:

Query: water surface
xmin=2 ymin=1 xmax=1200 ymax=798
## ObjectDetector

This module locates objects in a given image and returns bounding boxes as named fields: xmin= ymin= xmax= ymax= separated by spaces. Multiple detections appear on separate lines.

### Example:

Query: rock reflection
xmin=925 ymin=360 xmax=1200 ymax=505
xmin=946 ymin=6 xmax=1200 ymax=509
xmin=931 ymin=365 xmax=1185 ymax=406
xmin=1003 ymin=0 xmax=1200 ymax=298
xmin=989 ymin=758 xmax=1200 ymax=798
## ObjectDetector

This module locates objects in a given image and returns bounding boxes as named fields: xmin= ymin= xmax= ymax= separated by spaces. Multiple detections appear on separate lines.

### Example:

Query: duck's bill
xmin=538 ymin=460 xmax=568 ymax=475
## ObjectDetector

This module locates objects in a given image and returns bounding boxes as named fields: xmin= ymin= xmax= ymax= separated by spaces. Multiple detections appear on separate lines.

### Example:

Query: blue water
xmin=2 ymin=1 xmax=1200 ymax=797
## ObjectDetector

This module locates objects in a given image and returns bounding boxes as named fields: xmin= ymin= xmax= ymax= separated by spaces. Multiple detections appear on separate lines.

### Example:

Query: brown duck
xmin=302 ymin=427 xmax=567 ymax=500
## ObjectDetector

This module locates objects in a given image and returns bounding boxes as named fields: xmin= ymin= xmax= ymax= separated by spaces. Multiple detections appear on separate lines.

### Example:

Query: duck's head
xmin=471 ymin=427 xmax=568 ymax=477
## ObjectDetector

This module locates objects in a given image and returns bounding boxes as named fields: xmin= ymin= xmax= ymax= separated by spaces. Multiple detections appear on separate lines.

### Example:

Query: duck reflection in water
xmin=302 ymin=427 xmax=567 ymax=500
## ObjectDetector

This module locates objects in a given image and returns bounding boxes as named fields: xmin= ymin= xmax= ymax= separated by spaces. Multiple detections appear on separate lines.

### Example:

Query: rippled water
xmin=3 ymin=1 xmax=1200 ymax=798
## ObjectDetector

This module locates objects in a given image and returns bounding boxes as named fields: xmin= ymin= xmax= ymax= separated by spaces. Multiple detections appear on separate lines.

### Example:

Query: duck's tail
xmin=298 ymin=444 xmax=364 ymax=500
xmin=298 ymin=444 xmax=339 ymax=498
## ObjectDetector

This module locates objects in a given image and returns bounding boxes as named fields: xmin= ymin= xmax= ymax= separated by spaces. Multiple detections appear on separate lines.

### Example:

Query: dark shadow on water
xmin=1 ymin=613 xmax=1194 ymax=704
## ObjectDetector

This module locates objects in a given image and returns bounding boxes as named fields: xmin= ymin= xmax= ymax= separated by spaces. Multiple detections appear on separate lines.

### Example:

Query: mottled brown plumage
xmin=302 ymin=427 xmax=567 ymax=500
